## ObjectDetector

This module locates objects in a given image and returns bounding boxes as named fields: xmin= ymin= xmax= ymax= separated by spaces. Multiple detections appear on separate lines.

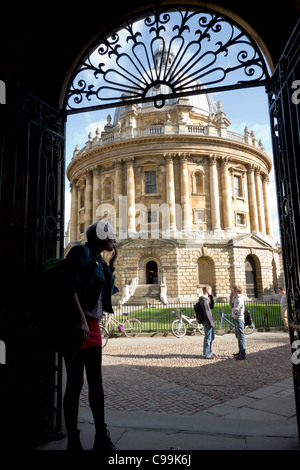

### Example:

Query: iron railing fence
xmin=109 ymin=300 xmax=283 ymax=333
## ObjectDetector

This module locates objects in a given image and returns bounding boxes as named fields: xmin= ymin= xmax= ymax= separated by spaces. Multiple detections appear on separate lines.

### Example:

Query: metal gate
xmin=0 ymin=85 xmax=65 ymax=448
xmin=268 ymin=19 xmax=300 ymax=441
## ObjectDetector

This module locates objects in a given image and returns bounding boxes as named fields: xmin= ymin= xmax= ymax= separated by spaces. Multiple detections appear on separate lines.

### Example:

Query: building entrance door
xmin=146 ymin=261 xmax=158 ymax=284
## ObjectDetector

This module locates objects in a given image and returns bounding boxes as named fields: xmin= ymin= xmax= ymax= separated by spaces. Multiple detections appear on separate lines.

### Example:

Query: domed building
xmin=66 ymin=49 xmax=283 ymax=304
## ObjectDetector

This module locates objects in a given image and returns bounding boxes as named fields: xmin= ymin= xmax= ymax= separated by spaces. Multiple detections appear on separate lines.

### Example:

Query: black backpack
xmin=36 ymin=246 xmax=90 ymax=354
xmin=244 ymin=310 xmax=252 ymax=326
xmin=194 ymin=301 xmax=205 ymax=323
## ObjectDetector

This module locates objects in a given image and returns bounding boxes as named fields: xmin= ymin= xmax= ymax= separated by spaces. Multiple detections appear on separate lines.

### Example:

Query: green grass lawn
xmin=109 ymin=302 xmax=283 ymax=332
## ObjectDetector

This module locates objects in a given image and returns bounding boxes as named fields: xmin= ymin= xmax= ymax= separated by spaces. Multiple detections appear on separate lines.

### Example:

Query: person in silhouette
xmin=63 ymin=220 xmax=118 ymax=452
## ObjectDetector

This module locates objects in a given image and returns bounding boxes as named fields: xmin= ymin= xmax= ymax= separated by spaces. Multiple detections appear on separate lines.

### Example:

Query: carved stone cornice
xmin=208 ymin=154 xmax=218 ymax=165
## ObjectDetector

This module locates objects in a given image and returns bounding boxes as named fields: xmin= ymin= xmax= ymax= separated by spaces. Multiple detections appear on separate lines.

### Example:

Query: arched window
xmin=245 ymin=256 xmax=258 ymax=298
xmin=198 ymin=256 xmax=213 ymax=288
xmin=104 ymin=178 xmax=113 ymax=201
xmin=194 ymin=171 xmax=204 ymax=193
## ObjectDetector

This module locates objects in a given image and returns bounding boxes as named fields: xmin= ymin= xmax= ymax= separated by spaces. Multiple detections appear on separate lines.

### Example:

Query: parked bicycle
xmin=214 ymin=311 xmax=255 ymax=335
xmin=100 ymin=312 xmax=142 ymax=348
xmin=171 ymin=308 xmax=204 ymax=338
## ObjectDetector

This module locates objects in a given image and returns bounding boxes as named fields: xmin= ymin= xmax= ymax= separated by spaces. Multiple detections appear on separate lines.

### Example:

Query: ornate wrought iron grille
xmin=65 ymin=5 xmax=270 ymax=114
xmin=268 ymin=19 xmax=300 ymax=441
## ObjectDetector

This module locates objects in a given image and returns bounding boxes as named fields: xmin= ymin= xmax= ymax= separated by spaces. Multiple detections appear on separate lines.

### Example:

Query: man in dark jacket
xmin=198 ymin=285 xmax=215 ymax=359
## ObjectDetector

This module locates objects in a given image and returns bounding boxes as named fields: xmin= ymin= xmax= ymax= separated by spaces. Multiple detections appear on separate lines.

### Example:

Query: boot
xmin=66 ymin=429 xmax=83 ymax=451
xmin=93 ymin=426 xmax=117 ymax=452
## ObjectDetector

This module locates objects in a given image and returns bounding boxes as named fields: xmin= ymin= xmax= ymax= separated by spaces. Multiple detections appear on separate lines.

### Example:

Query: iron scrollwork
xmin=66 ymin=5 xmax=269 ymax=114
xmin=267 ymin=19 xmax=300 ymax=441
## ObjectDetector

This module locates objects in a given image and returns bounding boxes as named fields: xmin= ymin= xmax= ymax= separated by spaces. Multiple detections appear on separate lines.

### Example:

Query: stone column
xmin=208 ymin=154 xmax=221 ymax=230
xmin=254 ymin=167 xmax=265 ymax=233
xmin=70 ymin=179 xmax=78 ymax=242
xmin=92 ymin=165 xmax=101 ymax=221
xmin=220 ymin=156 xmax=232 ymax=230
xmin=262 ymin=175 xmax=273 ymax=236
xmin=180 ymin=153 xmax=191 ymax=230
xmin=165 ymin=153 xmax=176 ymax=231
xmin=247 ymin=164 xmax=259 ymax=232
xmin=114 ymin=160 xmax=123 ymax=232
xmin=127 ymin=158 xmax=135 ymax=234
xmin=85 ymin=168 xmax=93 ymax=227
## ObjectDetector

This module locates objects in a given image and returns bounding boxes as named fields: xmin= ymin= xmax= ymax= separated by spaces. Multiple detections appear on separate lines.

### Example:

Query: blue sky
xmin=65 ymin=85 xmax=280 ymax=242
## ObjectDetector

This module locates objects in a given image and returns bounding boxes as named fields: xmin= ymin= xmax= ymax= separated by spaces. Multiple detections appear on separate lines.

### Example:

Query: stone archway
xmin=61 ymin=2 xmax=300 ymax=443
xmin=138 ymin=255 xmax=161 ymax=285
xmin=197 ymin=256 xmax=215 ymax=292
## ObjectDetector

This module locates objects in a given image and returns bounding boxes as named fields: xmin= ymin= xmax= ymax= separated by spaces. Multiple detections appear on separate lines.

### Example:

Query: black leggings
xmin=63 ymin=346 xmax=105 ymax=436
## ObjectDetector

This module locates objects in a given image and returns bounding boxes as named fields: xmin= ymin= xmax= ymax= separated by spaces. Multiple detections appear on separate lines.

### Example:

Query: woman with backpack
xmin=63 ymin=220 xmax=118 ymax=452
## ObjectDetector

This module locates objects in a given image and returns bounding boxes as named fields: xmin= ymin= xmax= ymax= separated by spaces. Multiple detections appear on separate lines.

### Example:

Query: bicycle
xmin=100 ymin=312 xmax=142 ymax=348
xmin=171 ymin=308 xmax=204 ymax=338
xmin=100 ymin=324 xmax=110 ymax=348
xmin=214 ymin=311 xmax=255 ymax=335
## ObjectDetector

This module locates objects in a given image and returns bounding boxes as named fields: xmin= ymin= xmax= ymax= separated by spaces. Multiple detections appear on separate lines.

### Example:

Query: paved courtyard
xmin=80 ymin=331 xmax=293 ymax=415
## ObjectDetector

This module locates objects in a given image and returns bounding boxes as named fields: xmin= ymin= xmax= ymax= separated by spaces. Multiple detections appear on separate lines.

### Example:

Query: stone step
xmin=125 ymin=284 xmax=161 ymax=305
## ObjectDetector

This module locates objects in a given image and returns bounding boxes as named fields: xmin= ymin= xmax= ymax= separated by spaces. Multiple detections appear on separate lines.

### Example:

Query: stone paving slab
xmin=38 ymin=334 xmax=300 ymax=452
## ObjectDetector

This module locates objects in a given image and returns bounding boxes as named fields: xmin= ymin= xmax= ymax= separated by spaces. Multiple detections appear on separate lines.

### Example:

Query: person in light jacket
xmin=230 ymin=286 xmax=246 ymax=360
xmin=279 ymin=287 xmax=288 ymax=330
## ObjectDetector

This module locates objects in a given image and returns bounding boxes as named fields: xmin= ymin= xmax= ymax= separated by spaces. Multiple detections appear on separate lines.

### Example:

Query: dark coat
xmin=66 ymin=242 xmax=118 ymax=314
xmin=198 ymin=295 xmax=215 ymax=328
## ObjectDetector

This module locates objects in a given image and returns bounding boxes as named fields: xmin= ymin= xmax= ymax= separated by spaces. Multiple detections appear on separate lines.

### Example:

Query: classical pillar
xmin=247 ymin=164 xmax=259 ymax=232
xmin=180 ymin=153 xmax=191 ymax=230
xmin=262 ymin=175 xmax=273 ymax=236
xmin=92 ymin=165 xmax=101 ymax=221
xmin=220 ymin=156 xmax=232 ymax=230
xmin=85 ymin=168 xmax=93 ymax=227
xmin=114 ymin=160 xmax=123 ymax=232
xmin=254 ymin=167 xmax=265 ymax=233
xmin=126 ymin=158 xmax=135 ymax=233
xmin=165 ymin=153 xmax=176 ymax=231
xmin=70 ymin=179 xmax=78 ymax=242
xmin=208 ymin=154 xmax=221 ymax=230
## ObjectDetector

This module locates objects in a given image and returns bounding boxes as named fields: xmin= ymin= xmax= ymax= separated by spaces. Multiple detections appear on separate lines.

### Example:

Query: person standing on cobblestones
xmin=63 ymin=221 xmax=118 ymax=452
xmin=230 ymin=286 xmax=246 ymax=360
xmin=198 ymin=285 xmax=215 ymax=359
xmin=279 ymin=287 xmax=288 ymax=330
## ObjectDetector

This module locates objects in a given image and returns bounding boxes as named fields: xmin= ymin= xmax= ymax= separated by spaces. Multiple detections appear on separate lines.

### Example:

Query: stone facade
xmin=66 ymin=51 xmax=283 ymax=303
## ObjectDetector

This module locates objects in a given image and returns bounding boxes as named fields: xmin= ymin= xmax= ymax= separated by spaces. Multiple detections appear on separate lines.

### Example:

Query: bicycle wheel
xmin=123 ymin=318 xmax=142 ymax=337
xmin=244 ymin=322 xmax=255 ymax=335
xmin=214 ymin=317 xmax=230 ymax=335
xmin=197 ymin=323 xmax=204 ymax=335
xmin=100 ymin=325 xmax=109 ymax=348
xmin=171 ymin=319 xmax=186 ymax=338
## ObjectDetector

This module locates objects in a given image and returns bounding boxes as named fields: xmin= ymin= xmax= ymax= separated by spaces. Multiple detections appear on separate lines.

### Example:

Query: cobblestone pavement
xmin=80 ymin=331 xmax=292 ymax=415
